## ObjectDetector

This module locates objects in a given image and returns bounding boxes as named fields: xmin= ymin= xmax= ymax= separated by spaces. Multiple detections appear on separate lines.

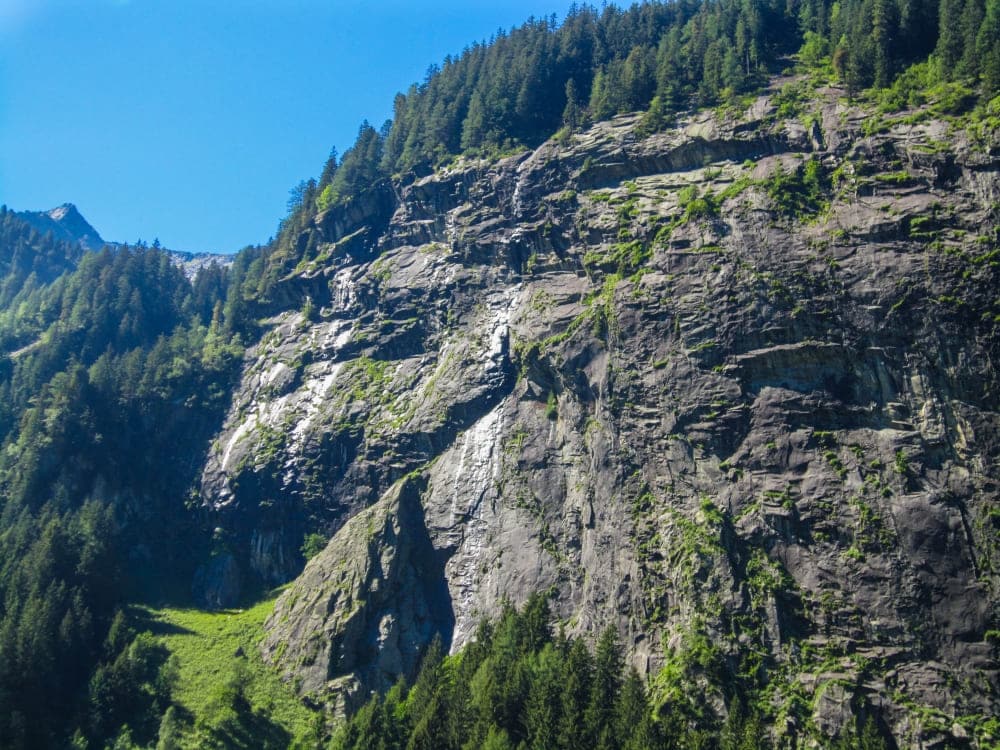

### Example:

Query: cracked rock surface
xmin=196 ymin=80 xmax=999 ymax=746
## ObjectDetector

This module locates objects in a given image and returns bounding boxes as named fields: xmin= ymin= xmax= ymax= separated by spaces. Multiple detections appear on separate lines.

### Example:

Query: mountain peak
xmin=46 ymin=203 xmax=81 ymax=221
xmin=17 ymin=203 xmax=105 ymax=251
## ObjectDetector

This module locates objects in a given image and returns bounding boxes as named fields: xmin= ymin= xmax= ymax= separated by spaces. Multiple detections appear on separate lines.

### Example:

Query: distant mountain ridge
xmin=13 ymin=202 xmax=231 ymax=277
xmin=15 ymin=203 xmax=105 ymax=251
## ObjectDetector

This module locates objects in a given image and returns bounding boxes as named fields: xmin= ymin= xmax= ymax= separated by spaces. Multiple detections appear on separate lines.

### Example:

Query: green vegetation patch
xmin=139 ymin=596 xmax=319 ymax=748
xmin=583 ymin=239 xmax=651 ymax=275
xmin=329 ymin=594 xmax=780 ymax=750
xmin=762 ymin=157 xmax=829 ymax=220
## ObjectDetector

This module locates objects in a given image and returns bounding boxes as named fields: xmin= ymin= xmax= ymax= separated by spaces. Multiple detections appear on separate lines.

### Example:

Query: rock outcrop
xmin=261 ymin=476 xmax=452 ymax=715
xmin=199 ymin=78 xmax=999 ymax=747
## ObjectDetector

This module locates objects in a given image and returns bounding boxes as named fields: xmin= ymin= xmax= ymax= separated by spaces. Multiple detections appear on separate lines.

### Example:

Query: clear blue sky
xmin=0 ymin=0 xmax=571 ymax=253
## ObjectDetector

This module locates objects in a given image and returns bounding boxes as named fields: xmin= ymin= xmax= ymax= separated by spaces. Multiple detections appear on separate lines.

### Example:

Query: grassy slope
xmin=138 ymin=593 xmax=320 ymax=749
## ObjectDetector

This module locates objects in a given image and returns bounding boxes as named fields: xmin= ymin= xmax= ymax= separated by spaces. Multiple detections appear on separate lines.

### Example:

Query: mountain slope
xmin=15 ymin=203 xmax=105 ymax=251
xmin=184 ymin=74 xmax=1000 ymax=747
xmin=0 ymin=206 xmax=84 ymax=285
xmin=1 ymin=0 xmax=999 ymax=747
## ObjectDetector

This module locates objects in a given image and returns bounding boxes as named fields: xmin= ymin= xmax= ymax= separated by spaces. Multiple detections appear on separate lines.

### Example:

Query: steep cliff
xmin=197 ymin=78 xmax=999 ymax=747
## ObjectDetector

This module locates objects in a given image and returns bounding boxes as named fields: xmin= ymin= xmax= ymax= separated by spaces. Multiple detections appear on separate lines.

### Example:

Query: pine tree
xmin=872 ymin=0 xmax=900 ymax=87
xmin=936 ymin=0 xmax=966 ymax=74
xmin=480 ymin=726 xmax=516 ymax=750
xmin=461 ymin=91 xmax=488 ymax=152
xmin=615 ymin=668 xmax=652 ymax=750
xmin=622 ymin=46 xmax=655 ymax=110
xmin=562 ymin=79 xmax=583 ymax=130
xmin=319 ymin=147 xmax=339 ymax=186
xmin=958 ymin=0 xmax=986 ymax=77
xmin=583 ymin=626 xmax=624 ymax=747
xmin=557 ymin=638 xmax=592 ymax=749
xmin=637 ymin=95 xmax=670 ymax=136
xmin=407 ymin=637 xmax=444 ymax=725
xmin=858 ymin=716 xmax=888 ymax=749
xmin=155 ymin=706 xmax=182 ymax=750
xmin=525 ymin=645 xmax=562 ymax=750
xmin=978 ymin=0 xmax=1000 ymax=92
xmin=589 ymin=69 xmax=615 ymax=120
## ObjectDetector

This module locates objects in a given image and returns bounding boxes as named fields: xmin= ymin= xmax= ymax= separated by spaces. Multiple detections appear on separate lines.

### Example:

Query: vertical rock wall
xmin=197 ymin=82 xmax=999 ymax=746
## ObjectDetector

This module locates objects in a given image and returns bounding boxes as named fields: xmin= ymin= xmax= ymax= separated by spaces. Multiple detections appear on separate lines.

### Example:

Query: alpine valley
xmin=1 ymin=2 xmax=999 ymax=749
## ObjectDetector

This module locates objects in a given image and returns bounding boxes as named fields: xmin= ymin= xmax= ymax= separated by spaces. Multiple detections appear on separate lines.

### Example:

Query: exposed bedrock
xmin=194 ymin=81 xmax=999 ymax=747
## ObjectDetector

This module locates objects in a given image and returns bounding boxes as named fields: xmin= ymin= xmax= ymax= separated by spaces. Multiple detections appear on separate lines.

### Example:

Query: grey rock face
xmin=260 ymin=476 xmax=452 ymax=715
xmin=192 ymin=553 xmax=242 ymax=610
xmin=201 ymin=80 xmax=999 ymax=746
xmin=164 ymin=249 xmax=233 ymax=279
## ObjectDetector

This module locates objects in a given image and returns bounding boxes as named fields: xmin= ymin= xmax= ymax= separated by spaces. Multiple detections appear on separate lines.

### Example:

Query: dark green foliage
xmin=978 ymin=0 xmax=1000 ymax=90
xmin=305 ymin=1 xmax=802 ymax=205
xmin=85 ymin=616 xmax=177 ymax=743
xmin=0 ymin=0 xmax=993 ymax=747
xmin=0 ymin=231 xmax=242 ymax=747
xmin=584 ymin=626 xmax=625 ymax=748
xmin=558 ymin=637 xmax=593 ymax=749
xmin=0 ymin=207 xmax=84 ymax=348
xmin=385 ymin=2 xmax=793 ymax=173
xmin=719 ymin=701 xmax=765 ymax=750
xmin=764 ymin=157 xmax=829 ymax=219
xmin=326 ymin=595 xmax=840 ymax=750
xmin=319 ymin=147 xmax=340 ymax=187
xmin=813 ymin=0 xmax=1000 ymax=94
xmin=319 ymin=121 xmax=387 ymax=209
xmin=243 ymin=0 xmax=1000 ymax=316
xmin=828 ymin=716 xmax=890 ymax=749
xmin=0 ymin=207 xmax=82 ymax=302
xmin=329 ymin=596 xmax=898 ymax=749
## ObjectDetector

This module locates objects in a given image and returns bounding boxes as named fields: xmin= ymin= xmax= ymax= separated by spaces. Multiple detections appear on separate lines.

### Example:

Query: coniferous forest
xmin=0 ymin=208 xmax=254 ymax=747
xmin=0 ymin=0 xmax=998 ymax=747
xmin=328 ymin=596 xmax=887 ymax=750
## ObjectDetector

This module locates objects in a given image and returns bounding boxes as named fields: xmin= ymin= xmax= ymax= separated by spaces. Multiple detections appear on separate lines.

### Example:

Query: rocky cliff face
xmin=197 ymin=78 xmax=999 ymax=746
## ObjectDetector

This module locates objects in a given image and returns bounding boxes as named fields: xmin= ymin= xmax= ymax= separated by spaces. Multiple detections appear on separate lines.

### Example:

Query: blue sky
xmin=0 ymin=0 xmax=570 ymax=253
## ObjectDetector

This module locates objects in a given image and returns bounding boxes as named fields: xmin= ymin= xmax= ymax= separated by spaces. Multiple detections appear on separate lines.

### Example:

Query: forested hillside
xmin=0 ymin=0 xmax=998 ymax=747
xmin=329 ymin=596 xmax=888 ymax=750
xmin=327 ymin=0 xmax=999 ymax=196
xmin=0 ymin=207 xmax=83 ymax=314
xmin=0 ymin=210 xmax=256 ymax=747
xmin=254 ymin=0 xmax=1000 ymax=298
